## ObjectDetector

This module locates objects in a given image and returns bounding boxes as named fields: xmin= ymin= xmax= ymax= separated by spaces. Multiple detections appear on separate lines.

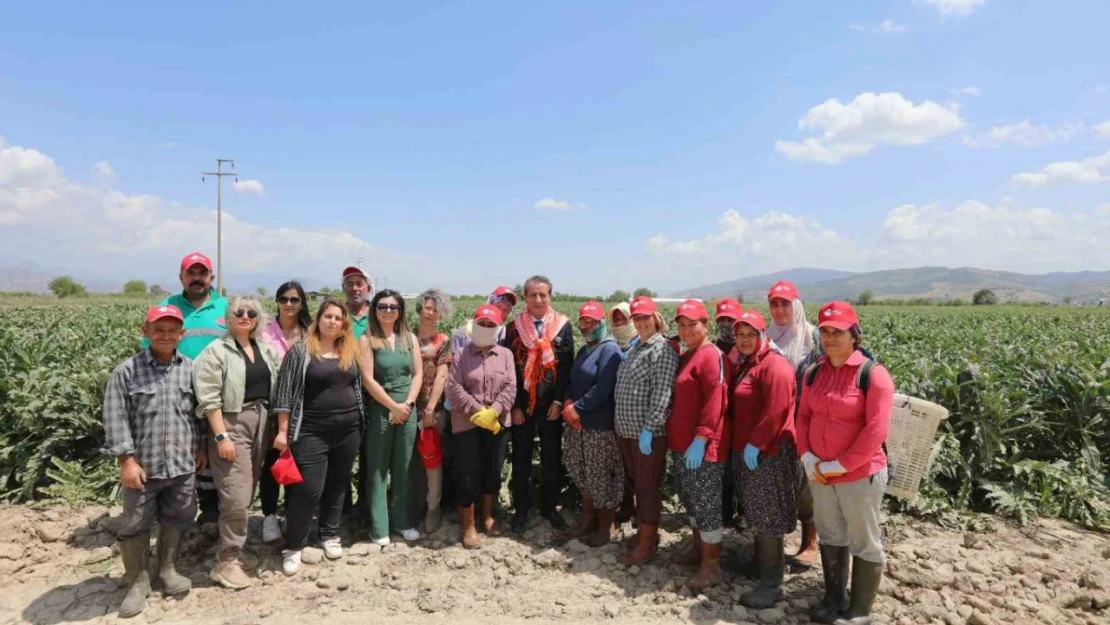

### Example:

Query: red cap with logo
xmin=473 ymin=304 xmax=504 ymax=325
xmin=145 ymin=304 xmax=184 ymax=325
xmin=714 ymin=298 xmax=742 ymax=321
xmin=490 ymin=286 xmax=518 ymax=306
xmin=578 ymin=300 xmax=605 ymax=321
xmin=180 ymin=252 xmax=213 ymax=273
xmin=767 ymin=280 xmax=800 ymax=302
xmin=734 ymin=309 xmax=767 ymax=332
xmin=629 ymin=296 xmax=658 ymax=316
xmin=342 ymin=266 xmax=369 ymax=282
xmin=675 ymin=299 xmax=709 ymax=322
xmin=817 ymin=300 xmax=860 ymax=330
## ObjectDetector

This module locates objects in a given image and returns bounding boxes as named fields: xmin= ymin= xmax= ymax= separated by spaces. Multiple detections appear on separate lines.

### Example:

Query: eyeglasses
xmin=376 ymin=304 xmax=401 ymax=312
xmin=277 ymin=296 xmax=302 ymax=305
xmin=233 ymin=309 xmax=259 ymax=319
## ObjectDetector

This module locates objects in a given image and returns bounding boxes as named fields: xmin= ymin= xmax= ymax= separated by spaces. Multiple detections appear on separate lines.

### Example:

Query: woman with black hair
xmin=359 ymin=289 xmax=423 ymax=544
xmin=258 ymin=280 xmax=312 ymax=542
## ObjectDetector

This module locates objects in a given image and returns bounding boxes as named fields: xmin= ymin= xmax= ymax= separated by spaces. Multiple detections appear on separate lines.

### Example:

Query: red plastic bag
xmin=416 ymin=427 xmax=442 ymax=469
xmin=270 ymin=448 xmax=303 ymax=486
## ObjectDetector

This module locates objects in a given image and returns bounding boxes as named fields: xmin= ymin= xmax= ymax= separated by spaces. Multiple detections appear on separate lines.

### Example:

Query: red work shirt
xmin=668 ymin=342 xmax=728 ymax=462
xmin=730 ymin=351 xmax=796 ymax=454
xmin=795 ymin=351 xmax=894 ymax=484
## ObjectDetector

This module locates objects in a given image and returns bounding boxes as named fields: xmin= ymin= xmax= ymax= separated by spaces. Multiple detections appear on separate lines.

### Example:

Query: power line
xmin=201 ymin=159 xmax=237 ymax=293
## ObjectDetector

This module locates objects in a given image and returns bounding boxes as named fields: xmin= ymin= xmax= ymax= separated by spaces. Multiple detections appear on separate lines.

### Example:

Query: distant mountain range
xmin=672 ymin=267 xmax=1110 ymax=304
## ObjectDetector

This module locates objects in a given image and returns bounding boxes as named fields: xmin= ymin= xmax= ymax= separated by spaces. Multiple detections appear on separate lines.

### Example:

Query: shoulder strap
xmin=804 ymin=361 xmax=821 ymax=387
xmin=855 ymin=359 xmax=875 ymax=395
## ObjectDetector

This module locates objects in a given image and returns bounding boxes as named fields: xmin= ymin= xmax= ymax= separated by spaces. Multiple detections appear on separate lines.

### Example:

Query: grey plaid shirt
xmin=614 ymin=333 xmax=680 ymax=439
xmin=102 ymin=349 xmax=200 ymax=479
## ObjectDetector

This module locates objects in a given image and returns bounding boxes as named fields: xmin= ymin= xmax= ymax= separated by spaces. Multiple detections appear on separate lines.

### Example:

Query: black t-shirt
xmin=303 ymin=356 xmax=360 ymax=416
xmin=239 ymin=340 xmax=271 ymax=403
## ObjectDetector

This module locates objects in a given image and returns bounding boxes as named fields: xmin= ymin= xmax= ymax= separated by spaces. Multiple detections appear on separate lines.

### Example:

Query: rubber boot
xmin=585 ymin=508 xmax=615 ymax=547
xmin=118 ymin=535 xmax=151 ymax=619
xmin=571 ymin=497 xmax=597 ymax=538
xmin=156 ymin=526 xmax=191 ymax=596
xmin=833 ymin=558 xmax=882 ymax=625
xmin=619 ymin=523 xmax=659 ymax=566
xmin=458 ymin=505 xmax=480 ymax=549
xmin=478 ymin=495 xmax=501 ymax=536
xmin=676 ymin=528 xmax=703 ymax=566
xmin=790 ymin=520 xmax=819 ymax=570
xmin=686 ymin=541 xmax=722 ymax=591
xmin=810 ymin=545 xmax=850 ymax=623
xmin=740 ymin=536 xmax=785 ymax=608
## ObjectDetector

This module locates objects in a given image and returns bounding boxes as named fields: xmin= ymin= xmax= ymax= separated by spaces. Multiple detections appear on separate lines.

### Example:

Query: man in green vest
xmin=342 ymin=266 xmax=373 ymax=339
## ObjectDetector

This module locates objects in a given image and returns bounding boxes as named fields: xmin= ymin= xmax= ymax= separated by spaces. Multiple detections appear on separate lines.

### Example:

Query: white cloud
xmin=1013 ymin=152 xmax=1110 ymax=188
xmin=951 ymin=86 xmax=981 ymax=97
xmin=232 ymin=179 xmax=265 ymax=196
xmin=93 ymin=161 xmax=116 ymax=183
xmin=1094 ymin=122 xmax=1110 ymax=139
xmin=775 ymin=92 xmax=965 ymax=163
xmin=533 ymin=197 xmax=579 ymax=211
xmin=849 ymin=19 xmax=907 ymax=34
xmin=916 ymin=0 xmax=985 ymax=16
xmin=964 ymin=120 xmax=1082 ymax=148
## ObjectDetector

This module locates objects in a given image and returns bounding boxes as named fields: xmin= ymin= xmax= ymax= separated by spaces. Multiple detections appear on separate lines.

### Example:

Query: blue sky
xmin=2 ymin=0 xmax=1109 ymax=295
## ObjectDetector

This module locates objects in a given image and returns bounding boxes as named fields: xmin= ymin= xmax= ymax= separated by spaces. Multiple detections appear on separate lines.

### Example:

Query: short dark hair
xmin=524 ymin=275 xmax=552 ymax=296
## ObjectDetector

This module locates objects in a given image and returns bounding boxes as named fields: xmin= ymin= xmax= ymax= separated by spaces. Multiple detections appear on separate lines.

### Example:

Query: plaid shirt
xmin=613 ymin=333 xmax=680 ymax=439
xmin=102 ymin=349 xmax=200 ymax=479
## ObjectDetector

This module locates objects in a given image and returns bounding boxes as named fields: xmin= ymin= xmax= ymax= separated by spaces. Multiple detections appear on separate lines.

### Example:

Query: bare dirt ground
xmin=0 ymin=504 xmax=1107 ymax=625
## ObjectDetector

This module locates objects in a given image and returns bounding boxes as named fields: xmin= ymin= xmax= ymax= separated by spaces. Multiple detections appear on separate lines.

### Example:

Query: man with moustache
xmin=342 ymin=266 xmax=373 ymax=339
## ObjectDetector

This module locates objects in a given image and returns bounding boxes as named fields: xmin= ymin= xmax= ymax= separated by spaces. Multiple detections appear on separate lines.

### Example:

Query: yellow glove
xmin=469 ymin=407 xmax=502 ymax=434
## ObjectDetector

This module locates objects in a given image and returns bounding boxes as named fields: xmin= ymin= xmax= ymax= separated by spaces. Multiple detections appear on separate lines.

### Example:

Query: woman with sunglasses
xmin=193 ymin=295 xmax=281 ymax=589
xmin=359 ymin=290 xmax=423 ymax=544
xmin=257 ymin=281 xmax=312 ymax=543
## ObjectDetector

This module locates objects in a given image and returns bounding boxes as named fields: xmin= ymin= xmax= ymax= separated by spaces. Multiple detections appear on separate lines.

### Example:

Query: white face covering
xmin=472 ymin=324 xmax=499 ymax=348
xmin=612 ymin=323 xmax=636 ymax=347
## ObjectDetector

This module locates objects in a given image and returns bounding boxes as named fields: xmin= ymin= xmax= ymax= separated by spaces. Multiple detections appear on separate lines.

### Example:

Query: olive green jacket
xmin=193 ymin=335 xmax=281 ymax=419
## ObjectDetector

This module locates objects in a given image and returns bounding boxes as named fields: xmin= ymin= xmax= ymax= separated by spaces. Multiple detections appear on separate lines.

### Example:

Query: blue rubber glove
xmin=638 ymin=429 xmax=653 ymax=456
xmin=684 ymin=437 xmax=707 ymax=470
xmin=743 ymin=443 xmax=760 ymax=470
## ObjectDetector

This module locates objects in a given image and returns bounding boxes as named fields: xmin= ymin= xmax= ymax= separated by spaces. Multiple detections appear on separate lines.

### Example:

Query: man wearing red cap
xmin=342 ymin=266 xmax=374 ymax=339
xmin=103 ymin=305 xmax=204 ymax=618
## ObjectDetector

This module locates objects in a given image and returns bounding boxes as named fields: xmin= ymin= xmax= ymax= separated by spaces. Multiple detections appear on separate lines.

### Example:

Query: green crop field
xmin=1 ymin=296 xmax=1108 ymax=530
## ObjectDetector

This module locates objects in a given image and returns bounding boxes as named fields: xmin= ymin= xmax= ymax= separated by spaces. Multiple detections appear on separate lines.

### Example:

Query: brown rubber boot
xmin=458 ymin=505 xmax=481 ymax=549
xmin=619 ymin=523 xmax=659 ymax=566
xmin=790 ymin=520 xmax=819 ymax=570
xmin=478 ymin=495 xmax=502 ymax=536
xmin=687 ymin=541 xmax=722 ymax=591
xmin=584 ymin=508 xmax=615 ymax=547
xmin=676 ymin=528 xmax=703 ymax=566
xmin=570 ymin=497 xmax=597 ymax=538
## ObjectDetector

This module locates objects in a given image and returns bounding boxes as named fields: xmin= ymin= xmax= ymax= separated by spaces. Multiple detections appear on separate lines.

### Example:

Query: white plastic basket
xmin=884 ymin=393 xmax=949 ymax=501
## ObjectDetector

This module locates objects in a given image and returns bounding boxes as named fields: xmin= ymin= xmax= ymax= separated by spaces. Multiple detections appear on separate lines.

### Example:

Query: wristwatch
xmin=214 ymin=432 xmax=230 ymax=442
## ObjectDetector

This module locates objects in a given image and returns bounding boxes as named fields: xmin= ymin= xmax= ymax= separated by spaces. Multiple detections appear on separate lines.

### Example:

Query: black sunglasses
xmin=376 ymin=304 xmax=401 ymax=312
xmin=277 ymin=296 xmax=302 ymax=305
xmin=233 ymin=309 xmax=259 ymax=319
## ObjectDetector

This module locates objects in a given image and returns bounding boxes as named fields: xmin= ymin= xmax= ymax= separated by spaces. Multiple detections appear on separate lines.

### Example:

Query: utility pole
xmin=202 ymin=159 xmax=237 ymax=293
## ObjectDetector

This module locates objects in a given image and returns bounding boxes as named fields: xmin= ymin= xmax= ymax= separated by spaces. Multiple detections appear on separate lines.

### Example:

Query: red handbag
xmin=416 ymin=427 xmax=443 ymax=470
xmin=270 ymin=449 xmax=304 ymax=486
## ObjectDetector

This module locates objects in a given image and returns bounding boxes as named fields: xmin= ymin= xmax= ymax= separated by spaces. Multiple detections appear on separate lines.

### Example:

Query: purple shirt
xmin=447 ymin=342 xmax=517 ymax=434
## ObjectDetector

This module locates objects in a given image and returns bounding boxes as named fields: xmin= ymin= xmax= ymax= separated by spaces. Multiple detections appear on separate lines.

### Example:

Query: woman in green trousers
xmin=359 ymin=289 xmax=423 ymax=545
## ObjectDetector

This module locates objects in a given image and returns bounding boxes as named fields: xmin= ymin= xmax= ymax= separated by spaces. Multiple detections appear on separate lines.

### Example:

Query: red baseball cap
xmin=714 ymin=298 xmax=742 ymax=321
xmin=817 ymin=301 xmax=860 ymax=330
xmin=675 ymin=299 xmax=709 ymax=322
xmin=180 ymin=252 xmax=213 ymax=273
xmin=473 ymin=304 xmax=504 ymax=325
xmin=145 ymin=304 xmax=184 ymax=325
xmin=768 ymin=280 xmax=799 ymax=302
xmin=734 ymin=309 xmax=767 ymax=332
xmin=629 ymin=296 xmax=658 ymax=316
xmin=342 ymin=266 xmax=369 ymax=282
xmin=490 ymin=286 xmax=518 ymax=306
xmin=578 ymin=301 xmax=605 ymax=321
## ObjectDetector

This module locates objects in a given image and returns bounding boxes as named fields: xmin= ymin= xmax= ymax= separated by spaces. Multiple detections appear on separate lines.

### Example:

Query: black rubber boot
xmin=833 ymin=557 xmax=882 ymax=625
xmin=809 ymin=544 xmax=850 ymax=623
xmin=156 ymin=526 xmax=192 ymax=596
xmin=740 ymin=535 xmax=785 ymax=608
xmin=118 ymin=535 xmax=151 ymax=618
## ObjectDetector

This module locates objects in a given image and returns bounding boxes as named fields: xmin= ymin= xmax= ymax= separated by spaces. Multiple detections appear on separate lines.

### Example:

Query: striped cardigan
xmin=271 ymin=342 xmax=366 ymax=442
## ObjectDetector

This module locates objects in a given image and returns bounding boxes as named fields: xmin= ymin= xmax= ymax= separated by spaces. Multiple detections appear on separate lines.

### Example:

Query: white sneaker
xmin=372 ymin=536 xmax=391 ymax=547
xmin=263 ymin=514 xmax=283 ymax=543
xmin=400 ymin=528 xmax=420 ymax=542
xmin=282 ymin=550 xmax=301 ymax=576
xmin=322 ymin=538 xmax=343 ymax=559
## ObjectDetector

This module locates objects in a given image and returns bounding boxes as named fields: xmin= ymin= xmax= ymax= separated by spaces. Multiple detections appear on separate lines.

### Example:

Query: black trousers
xmin=283 ymin=414 xmax=361 ymax=551
xmin=454 ymin=427 xmax=508 ymax=507
xmin=260 ymin=449 xmax=282 ymax=516
xmin=510 ymin=403 xmax=564 ymax=516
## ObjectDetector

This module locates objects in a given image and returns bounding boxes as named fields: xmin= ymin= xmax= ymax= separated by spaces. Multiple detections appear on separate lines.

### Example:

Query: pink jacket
xmin=795 ymin=351 xmax=893 ymax=484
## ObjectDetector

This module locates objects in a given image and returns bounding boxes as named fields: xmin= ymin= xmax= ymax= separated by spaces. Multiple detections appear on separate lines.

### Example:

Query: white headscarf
xmin=768 ymin=298 xmax=815 ymax=368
